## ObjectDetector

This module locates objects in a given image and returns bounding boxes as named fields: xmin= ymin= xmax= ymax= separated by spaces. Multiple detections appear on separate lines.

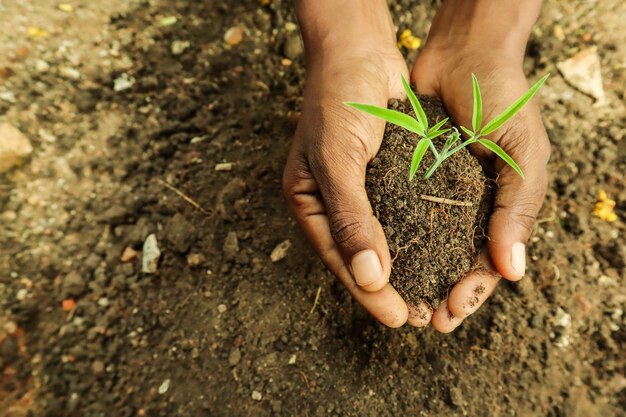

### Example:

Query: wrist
xmin=425 ymin=0 xmax=542 ymax=61
xmin=296 ymin=0 xmax=397 ymax=68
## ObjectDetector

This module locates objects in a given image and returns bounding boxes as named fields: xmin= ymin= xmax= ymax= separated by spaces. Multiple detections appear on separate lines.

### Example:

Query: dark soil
xmin=366 ymin=98 xmax=490 ymax=308
xmin=1 ymin=1 xmax=625 ymax=416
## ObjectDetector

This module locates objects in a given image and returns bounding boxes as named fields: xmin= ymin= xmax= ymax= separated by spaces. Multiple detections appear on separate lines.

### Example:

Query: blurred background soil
xmin=0 ymin=1 xmax=624 ymax=416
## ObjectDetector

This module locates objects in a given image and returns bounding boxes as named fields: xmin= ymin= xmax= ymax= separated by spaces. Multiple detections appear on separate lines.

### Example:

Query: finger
xmin=308 ymin=130 xmax=392 ymax=293
xmin=407 ymin=302 xmax=433 ymax=328
xmin=283 ymin=155 xmax=408 ymax=327
xmin=430 ymin=300 xmax=464 ymax=333
xmin=488 ymin=118 xmax=550 ymax=281
xmin=447 ymin=262 xmax=500 ymax=319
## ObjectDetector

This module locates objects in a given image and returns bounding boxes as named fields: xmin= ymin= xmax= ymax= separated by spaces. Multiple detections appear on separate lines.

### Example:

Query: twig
xmin=420 ymin=194 xmax=473 ymax=207
xmin=309 ymin=286 xmax=322 ymax=315
xmin=158 ymin=179 xmax=211 ymax=216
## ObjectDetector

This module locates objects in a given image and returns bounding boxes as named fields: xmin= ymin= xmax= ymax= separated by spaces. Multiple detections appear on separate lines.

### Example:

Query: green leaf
xmin=409 ymin=138 xmax=430 ymax=180
xmin=460 ymin=126 xmax=474 ymax=138
xmin=440 ymin=133 xmax=458 ymax=155
xmin=429 ymin=118 xmax=449 ymax=134
xmin=401 ymin=74 xmax=428 ymax=132
xmin=471 ymin=74 xmax=483 ymax=132
xmin=427 ymin=129 xmax=451 ymax=140
xmin=480 ymin=74 xmax=550 ymax=136
xmin=344 ymin=102 xmax=424 ymax=135
xmin=478 ymin=139 xmax=525 ymax=178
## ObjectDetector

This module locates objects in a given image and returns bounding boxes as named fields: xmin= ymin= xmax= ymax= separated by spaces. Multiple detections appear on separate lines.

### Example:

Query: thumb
xmin=310 ymin=145 xmax=391 ymax=293
xmin=487 ymin=129 xmax=550 ymax=281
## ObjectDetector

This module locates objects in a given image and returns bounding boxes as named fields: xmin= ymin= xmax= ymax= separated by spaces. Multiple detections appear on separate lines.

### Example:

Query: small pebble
xmin=215 ymin=162 xmax=233 ymax=171
xmin=0 ymin=91 xmax=16 ymax=103
xmin=59 ymin=66 xmax=81 ymax=80
xmin=187 ymin=253 xmax=206 ymax=267
xmin=91 ymin=360 xmax=105 ymax=375
xmin=288 ymin=354 xmax=297 ymax=365
xmin=113 ymin=74 xmax=136 ymax=92
xmin=0 ymin=123 xmax=33 ymax=173
xmin=3 ymin=321 xmax=18 ymax=335
xmin=121 ymin=246 xmax=139 ymax=262
xmin=251 ymin=391 xmax=262 ymax=401
xmin=224 ymin=26 xmax=244 ymax=46
xmin=142 ymin=234 xmax=161 ymax=273
xmin=228 ymin=347 xmax=241 ymax=366
xmin=158 ymin=379 xmax=171 ymax=394
xmin=16 ymin=288 xmax=28 ymax=301
xmin=34 ymin=59 xmax=50 ymax=72
xmin=270 ymin=240 xmax=292 ymax=262
xmin=159 ymin=16 xmax=178 ymax=27
xmin=171 ymin=40 xmax=190 ymax=56
xmin=217 ymin=304 xmax=227 ymax=314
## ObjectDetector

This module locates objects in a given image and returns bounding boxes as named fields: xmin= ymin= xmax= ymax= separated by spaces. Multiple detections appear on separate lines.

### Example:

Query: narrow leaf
xmin=409 ymin=138 xmax=430 ymax=180
xmin=471 ymin=74 xmax=483 ymax=132
xmin=478 ymin=139 xmax=525 ymax=178
xmin=440 ymin=134 xmax=457 ymax=155
xmin=480 ymin=74 xmax=550 ymax=136
xmin=427 ymin=129 xmax=451 ymax=140
xmin=429 ymin=117 xmax=449 ymax=134
xmin=401 ymin=74 xmax=428 ymax=131
xmin=344 ymin=102 xmax=424 ymax=135
xmin=460 ymin=126 xmax=474 ymax=138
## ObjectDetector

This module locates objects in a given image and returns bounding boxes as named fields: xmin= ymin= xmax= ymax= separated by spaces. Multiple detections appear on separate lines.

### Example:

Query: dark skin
xmin=283 ymin=0 xmax=550 ymax=331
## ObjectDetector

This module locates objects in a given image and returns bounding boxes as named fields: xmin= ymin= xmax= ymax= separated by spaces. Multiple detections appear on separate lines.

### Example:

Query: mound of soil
xmin=366 ymin=97 xmax=491 ymax=308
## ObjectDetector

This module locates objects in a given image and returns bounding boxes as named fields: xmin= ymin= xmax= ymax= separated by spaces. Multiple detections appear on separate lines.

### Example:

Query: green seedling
xmin=345 ymin=73 xmax=549 ymax=180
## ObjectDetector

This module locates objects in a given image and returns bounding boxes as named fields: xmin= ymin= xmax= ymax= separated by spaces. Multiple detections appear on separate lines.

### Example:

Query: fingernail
xmin=511 ymin=242 xmax=526 ymax=277
xmin=351 ymin=250 xmax=383 ymax=287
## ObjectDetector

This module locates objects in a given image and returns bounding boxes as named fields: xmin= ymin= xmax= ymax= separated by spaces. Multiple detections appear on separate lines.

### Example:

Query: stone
xmin=215 ymin=162 xmax=233 ymax=171
xmin=283 ymin=34 xmax=303 ymax=60
xmin=251 ymin=391 xmax=262 ymax=401
xmin=228 ymin=347 xmax=241 ymax=366
xmin=0 ymin=123 xmax=33 ymax=173
xmin=224 ymin=26 xmax=244 ymax=46
xmin=141 ymin=234 xmax=161 ymax=273
xmin=158 ymin=379 xmax=171 ymax=394
xmin=121 ymin=246 xmax=139 ymax=262
xmin=557 ymin=47 xmax=606 ymax=103
xmin=171 ymin=40 xmax=190 ymax=56
xmin=223 ymin=232 xmax=239 ymax=261
xmin=270 ymin=240 xmax=291 ymax=262
xmin=165 ymin=213 xmax=197 ymax=253
xmin=187 ymin=253 xmax=206 ymax=267
xmin=91 ymin=360 xmax=105 ymax=375
xmin=63 ymin=271 xmax=86 ymax=298
xmin=113 ymin=73 xmax=136 ymax=92
xmin=59 ymin=66 xmax=81 ymax=80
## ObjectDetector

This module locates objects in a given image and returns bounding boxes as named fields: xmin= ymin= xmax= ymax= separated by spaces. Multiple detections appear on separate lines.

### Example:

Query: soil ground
xmin=1 ymin=1 xmax=625 ymax=416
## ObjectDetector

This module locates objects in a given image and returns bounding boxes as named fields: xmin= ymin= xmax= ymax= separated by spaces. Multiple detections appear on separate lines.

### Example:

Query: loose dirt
xmin=366 ymin=98 xmax=490 ymax=307
xmin=0 ymin=1 xmax=625 ymax=416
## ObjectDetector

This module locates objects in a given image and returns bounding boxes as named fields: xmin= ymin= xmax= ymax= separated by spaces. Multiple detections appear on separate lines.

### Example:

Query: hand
xmin=410 ymin=0 xmax=550 ymax=332
xmin=284 ymin=1 xmax=425 ymax=327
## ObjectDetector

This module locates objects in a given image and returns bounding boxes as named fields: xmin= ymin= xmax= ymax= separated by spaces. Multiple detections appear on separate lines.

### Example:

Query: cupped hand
xmin=411 ymin=44 xmax=551 ymax=332
xmin=283 ymin=41 xmax=435 ymax=327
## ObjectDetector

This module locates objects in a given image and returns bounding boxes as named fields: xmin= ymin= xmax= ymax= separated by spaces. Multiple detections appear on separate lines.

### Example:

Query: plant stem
xmin=424 ymin=155 xmax=446 ymax=179
xmin=426 ymin=138 xmax=439 ymax=158
xmin=444 ymin=137 xmax=478 ymax=159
